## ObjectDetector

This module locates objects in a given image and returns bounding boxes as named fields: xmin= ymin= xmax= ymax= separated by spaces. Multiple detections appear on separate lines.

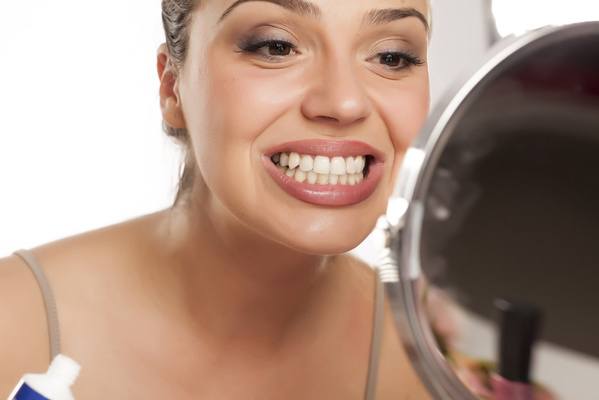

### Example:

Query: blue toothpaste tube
xmin=8 ymin=355 xmax=80 ymax=400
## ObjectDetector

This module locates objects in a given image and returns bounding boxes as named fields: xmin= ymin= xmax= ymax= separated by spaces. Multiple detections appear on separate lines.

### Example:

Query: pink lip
xmin=262 ymin=139 xmax=385 ymax=207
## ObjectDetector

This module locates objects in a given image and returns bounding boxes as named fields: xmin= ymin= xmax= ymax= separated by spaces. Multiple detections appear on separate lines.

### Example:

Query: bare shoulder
xmin=0 ymin=211 xmax=164 ymax=395
xmin=0 ymin=254 xmax=50 ymax=394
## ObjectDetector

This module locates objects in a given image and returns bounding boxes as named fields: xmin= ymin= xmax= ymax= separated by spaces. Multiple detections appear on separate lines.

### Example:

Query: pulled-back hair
xmin=161 ymin=0 xmax=200 ymax=205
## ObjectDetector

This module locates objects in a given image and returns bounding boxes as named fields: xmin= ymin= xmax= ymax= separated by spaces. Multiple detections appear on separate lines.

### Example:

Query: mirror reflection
xmin=418 ymin=24 xmax=599 ymax=400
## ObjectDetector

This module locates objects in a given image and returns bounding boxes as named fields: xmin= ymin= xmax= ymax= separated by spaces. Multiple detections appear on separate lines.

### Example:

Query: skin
xmin=0 ymin=0 xmax=431 ymax=398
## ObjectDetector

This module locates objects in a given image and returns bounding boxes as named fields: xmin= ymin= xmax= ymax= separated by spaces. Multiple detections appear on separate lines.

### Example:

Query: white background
xmin=0 ymin=1 xmax=180 ymax=253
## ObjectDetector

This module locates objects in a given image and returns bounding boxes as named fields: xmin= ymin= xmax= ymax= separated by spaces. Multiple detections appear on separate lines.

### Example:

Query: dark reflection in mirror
xmin=419 ymin=30 xmax=599 ymax=397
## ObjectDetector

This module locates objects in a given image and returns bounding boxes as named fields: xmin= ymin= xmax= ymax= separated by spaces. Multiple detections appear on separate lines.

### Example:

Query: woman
xmin=0 ymin=0 xmax=431 ymax=398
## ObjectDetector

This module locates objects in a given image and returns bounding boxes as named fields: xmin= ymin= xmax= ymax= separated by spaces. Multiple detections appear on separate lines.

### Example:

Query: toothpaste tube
xmin=8 ymin=354 xmax=80 ymax=400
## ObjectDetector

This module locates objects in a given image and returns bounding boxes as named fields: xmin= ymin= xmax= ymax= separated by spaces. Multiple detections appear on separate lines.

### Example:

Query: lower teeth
xmin=277 ymin=165 xmax=365 ymax=185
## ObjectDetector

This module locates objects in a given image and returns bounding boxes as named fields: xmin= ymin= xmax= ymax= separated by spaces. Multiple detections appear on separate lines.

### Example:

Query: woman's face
xmin=176 ymin=0 xmax=430 ymax=254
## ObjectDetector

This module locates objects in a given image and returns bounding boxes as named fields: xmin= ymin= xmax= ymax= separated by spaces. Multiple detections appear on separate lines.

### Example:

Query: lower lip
xmin=262 ymin=157 xmax=384 ymax=207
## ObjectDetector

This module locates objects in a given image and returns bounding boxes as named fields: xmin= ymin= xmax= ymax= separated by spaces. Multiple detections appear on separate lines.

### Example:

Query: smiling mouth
xmin=262 ymin=139 xmax=385 ymax=207
xmin=270 ymin=152 xmax=375 ymax=186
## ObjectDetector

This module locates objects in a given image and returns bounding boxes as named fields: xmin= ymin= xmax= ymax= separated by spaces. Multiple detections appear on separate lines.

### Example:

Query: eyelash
xmin=375 ymin=50 xmax=425 ymax=70
xmin=237 ymin=38 xmax=298 ymax=61
xmin=236 ymin=39 xmax=424 ymax=71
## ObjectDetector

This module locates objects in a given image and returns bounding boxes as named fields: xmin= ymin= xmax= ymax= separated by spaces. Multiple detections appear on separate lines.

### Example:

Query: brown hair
xmin=161 ymin=0 xmax=200 ymax=205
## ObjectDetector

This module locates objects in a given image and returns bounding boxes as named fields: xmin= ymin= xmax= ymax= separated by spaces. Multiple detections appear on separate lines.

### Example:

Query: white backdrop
xmin=0 ymin=1 xmax=180 ymax=254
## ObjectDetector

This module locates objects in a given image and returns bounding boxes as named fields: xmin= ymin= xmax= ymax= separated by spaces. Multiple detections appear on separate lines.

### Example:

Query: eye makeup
xmin=371 ymin=49 xmax=425 ymax=71
xmin=228 ymin=13 xmax=426 ymax=75
xmin=363 ymin=35 xmax=426 ymax=75
xmin=232 ymin=22 xmax=304 ymax=61
xmin=236 ymin=34 xmax=300 ymax=59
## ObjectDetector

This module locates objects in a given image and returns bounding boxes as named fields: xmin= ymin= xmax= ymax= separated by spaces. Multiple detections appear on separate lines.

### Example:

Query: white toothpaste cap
xmin=47 ymin=354 xmax=81 ymax=387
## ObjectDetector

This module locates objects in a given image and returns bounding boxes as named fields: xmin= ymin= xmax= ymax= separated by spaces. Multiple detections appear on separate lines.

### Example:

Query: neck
xmin=150 ymin=184 xmax=340 ymax=354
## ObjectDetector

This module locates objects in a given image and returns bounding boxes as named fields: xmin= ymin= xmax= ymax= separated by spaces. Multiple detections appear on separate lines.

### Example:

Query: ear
xmin=157 ymin=43 xmax=186 ymax=129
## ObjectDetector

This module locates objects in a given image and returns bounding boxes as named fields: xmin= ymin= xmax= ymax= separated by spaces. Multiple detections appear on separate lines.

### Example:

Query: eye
xmin=372 ymin=51 xmax=425 ymax=71
xmin=265 ymin=40 xmax=294 ymax=56
xmin=237 ymin=39 xmax=299 ymax=61
xmin=380 ymin=53 xmax=407 ymax=67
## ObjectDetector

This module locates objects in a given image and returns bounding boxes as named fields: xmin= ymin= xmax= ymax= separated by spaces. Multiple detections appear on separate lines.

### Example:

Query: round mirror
xmin=380 ymin=22 xmax=599 ymax=399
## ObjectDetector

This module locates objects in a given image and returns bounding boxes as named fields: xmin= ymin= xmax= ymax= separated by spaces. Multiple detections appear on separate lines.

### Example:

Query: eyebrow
xmin=219 ymin=0 xmax=430 ymax=32
xmin=219 ymin=0 xmax=321 ymax=22
xmin=364 ymin=8 xmax=429 ymax=32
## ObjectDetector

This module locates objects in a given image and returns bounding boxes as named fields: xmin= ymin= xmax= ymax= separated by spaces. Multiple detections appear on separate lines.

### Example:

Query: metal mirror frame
xmin=377 ymin=22 xmax=599 ymax=400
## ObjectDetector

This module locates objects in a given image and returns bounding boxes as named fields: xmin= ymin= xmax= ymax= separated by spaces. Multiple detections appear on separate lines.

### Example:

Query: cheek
xmin=189 ymin=54 xmax=305 ymax=163
xmin=381 ymin=80 xmax=430 ymax=150
xmin=179 ymin=49 xmax=309 ymax=221
xmin=373 ymin=75 xmax=430 ymax=184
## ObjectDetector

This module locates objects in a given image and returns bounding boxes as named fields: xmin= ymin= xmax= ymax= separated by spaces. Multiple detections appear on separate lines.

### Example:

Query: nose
xmin=301 ymin=56 xmax=372 ymax=127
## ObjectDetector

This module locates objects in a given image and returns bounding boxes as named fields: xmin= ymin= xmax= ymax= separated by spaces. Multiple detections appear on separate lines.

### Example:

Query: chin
xmin=271 ymin=216 xmax=377 ymax=256
xmin=249 ymin=188 xmax=388 ymax=256
xmin=285 ymin=236 xmax=367 ymax=256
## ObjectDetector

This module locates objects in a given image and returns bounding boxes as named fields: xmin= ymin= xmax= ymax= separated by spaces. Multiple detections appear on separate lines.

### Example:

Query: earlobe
xmin=163 ymin=96 xmax=186 ymax=129
xmin=157 ymin=44 xmax=186 ymax=129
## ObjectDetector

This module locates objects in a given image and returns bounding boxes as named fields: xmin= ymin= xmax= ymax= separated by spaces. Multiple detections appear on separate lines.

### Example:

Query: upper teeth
xmin=275 ymin=152 xmax=366 ymax=175
xmin=273 ymin=152 xmax=368 ymax=185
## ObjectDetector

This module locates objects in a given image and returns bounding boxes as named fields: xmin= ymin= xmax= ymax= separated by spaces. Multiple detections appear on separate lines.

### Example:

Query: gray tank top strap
xmin=364 ymin=268 xmax=385 ymax=400
xmin=13 ymin=249 xmax=61 ymax=362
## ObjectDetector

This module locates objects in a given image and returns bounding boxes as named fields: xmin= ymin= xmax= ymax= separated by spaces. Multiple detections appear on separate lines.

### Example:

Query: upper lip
xmin=264 ymin=139 xmax=386 ymax=162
